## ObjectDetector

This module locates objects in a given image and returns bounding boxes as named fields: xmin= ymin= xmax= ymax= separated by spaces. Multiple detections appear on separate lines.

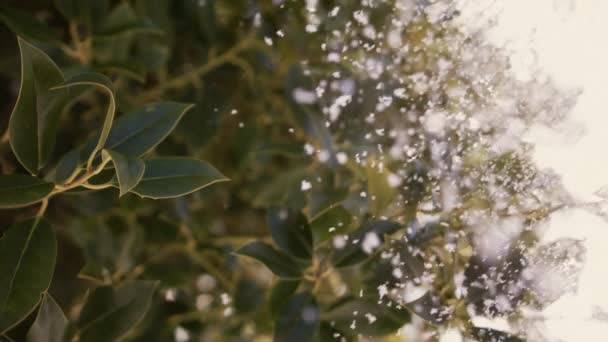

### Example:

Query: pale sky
xmin=454 ymin=0 xmax=608 ymax=340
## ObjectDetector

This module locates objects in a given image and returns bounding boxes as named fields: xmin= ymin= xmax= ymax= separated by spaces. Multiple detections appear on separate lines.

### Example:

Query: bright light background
xmin=455 ymin=0 xmax=608 ymax=340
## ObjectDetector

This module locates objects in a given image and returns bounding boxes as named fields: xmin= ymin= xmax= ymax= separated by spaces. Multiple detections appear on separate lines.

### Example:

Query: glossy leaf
xmin=322 ymin=297 xmax=410 ymax=336
xmin=26 ymin=294 xmax=67 ymax=342
xmin=53 ymin=72 xmax=116 ymax=168
xmin=236 ymin=242 xmax=303 ymax=279
xmin=267 ymin=208 xmax=313 ymax=260
xmin=9 ymin=38 xmax=67 ymax=174
xmin=104 ymin=102 xmax=193 ymax=156
xmin=274 ymin=293 xmax=319 ymax=342
xmin=0 ymin=6 xmax=60 ymax=43
xmin=0 ymin=175 xmax=54 ymax=209
xmin=75 ymin=281 xmax=158 ymax=342
xmin=0 ymin=218 xmax=57 ymax=334
xmin=102 ymin=150 xmax=144 ymax=196
xmin=332 ymin=220 xmax=402 ymax=268
xmin=130 ymin=158 xmax=228 ymax=199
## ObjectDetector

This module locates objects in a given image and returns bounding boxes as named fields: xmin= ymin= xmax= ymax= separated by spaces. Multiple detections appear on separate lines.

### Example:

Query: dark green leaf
xmin=0 ymin=6 xmax=60 ymax=43
xmin=269 ymin=280 xmax=300 ymax=317
xmin=104 ymin=102 xmax=193 ymax=156
xmin=0 ymin=218 xmax=57 ymax=334
xmin=94 ymin=2 xmax=162 ymax=38
xmin=75 ymin=281 xmax=158 ymax=342
xmin=26 ymin=294 xmax=67 ymax=342
xmin=236 ymin=242 xmax=303 ymax=279
xmin=274 ymin=293 xmax=319 ymax=342
xmin=0 ymin=175 xmax=54 ymax=209
xmin=470 ymin=327 xmax=523 ymax=342
xmin=102 ymin=150 xmax=144 ymax=197
xmin=252 ymin=167 xmax=310 ymax=208
xmin=332 ymin=220 xmax=402 ymax=268
xmin=9 ymin=38 xmax=67 ymax=174
xmin=130 ymin=158 xmax=228 ymax=199
xmin=267 ymin=208 xmax=312 ymax=260
xmin=405 ymin=292 xmax=450 ymax=323
xmin=322 ymin=297 xmax=410 ymax=336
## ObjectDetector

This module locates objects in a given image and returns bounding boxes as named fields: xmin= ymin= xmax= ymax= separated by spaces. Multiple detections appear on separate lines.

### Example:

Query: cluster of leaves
xmin=0 ymin=0 xmax=582 ymax=341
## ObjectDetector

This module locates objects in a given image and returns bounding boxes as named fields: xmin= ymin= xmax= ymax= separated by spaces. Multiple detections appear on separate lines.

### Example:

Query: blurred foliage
xmin=0 ymin=0 xmax=585 ymax=341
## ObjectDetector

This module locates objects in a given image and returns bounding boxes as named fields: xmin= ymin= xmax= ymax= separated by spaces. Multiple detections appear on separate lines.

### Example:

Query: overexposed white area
xmin=456 ymin=0 xmax=608 ymax=341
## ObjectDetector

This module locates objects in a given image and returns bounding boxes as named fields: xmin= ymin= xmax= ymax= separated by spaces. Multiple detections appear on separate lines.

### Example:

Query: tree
xmin=0 ymin=0 xmax=582 ymax=341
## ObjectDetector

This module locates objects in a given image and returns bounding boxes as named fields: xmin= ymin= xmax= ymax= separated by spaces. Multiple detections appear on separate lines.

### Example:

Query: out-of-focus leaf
xmin=102 ymin=150 xmax=144 ymax=197
xmin=0 ymin=218 xmax=57 ymax=334
xmin=269 ymin=280 xmax=300 ymax=317
xmin=0 ymin=175 xmax=54 ymax=209
xmin=332 ymin=220 xmax=402 ymax=268
xmin=0 ymin=6 xmax=60 ymax=43
xmin=405 ymin=292 xmax=450 ymax=323
xmin=54 ymin=0 xmax=109 ymax=29
xmin=470 ymin=327 xmax=523 ymax=342
xmin=9 ymin=38 xmax=67 ymax=174
xmin=252 ymin=167 xmax=310 ymax=208
xmin=94 ymin=2 xmax=162 ymax=38
xmin=267 ymin=208 xmax=313 ymax=260
xmin=233 ymin=279 xmax=264 ymax=315
xmin=310 ymin=206 xmax=352 ymax=246
xmin=365 ymin=161 xmax=398 ymax=217
xmin=236 ymin=242 xmax=303 ymax=279
xmin=274 ymin=293 xmax=319 ymax=342
xmin=26 ymin=294 xmax=67 ymax=342
xmin=309 ymin=187 xmax=348 ymax=220
xmin=322 ymin=297 xmax=410 ymax=336
xmin=74 ymin=281 xmax=158 ymax=342
xmin=129 ymin=158 xmax=228 ymax=199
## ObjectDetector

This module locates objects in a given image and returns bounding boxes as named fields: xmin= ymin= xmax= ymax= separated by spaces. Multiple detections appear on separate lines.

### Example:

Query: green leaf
xmin=274 ymin=293 xmax=319 ymax=342
xmin=54 ymin=0 xmax=109 ymax=28
xmin=236 ymin=242 xmax=303 ymax=279
xmin=267 ymin=208 xmax=313 ymax=260
xmin=102 ymin=150 xmax=144 ymax=197
xmin=53 ymin=72 xmax=116 ymax=169
xmin=365 ymin=161 xmax=398 ymax=217
xmin=252 ymin=167 xmax=310 ymax=208
xmin=74 ymin=281 xmax=158 ymax=342
xmin=94 ymin=2 xmax=162 ymax=38
xmin=26 ymin=294 xmax=67 ymax=342
xmin=0 ymin=218 xmax=57 ymax=334
xmin=269 ymin=280 xmax=300 ymax=317
xmin=0 ymin=175 xmax=54 ymax=209
xmin=129 ymin=158 xmax=228 ymax=199
xmin=104 ymin=102 xmax=193 ymax=156
xmin=332 ymin=220 xmax=402 ymax=268
xmin=322 ymin=297 xmax=410 ymax=336
xmin=0 ymin=6 xmax=61 ymax=43
xmin=8 ymin=38 xmax=67 ymax=174
xmin=310 ymin=206 xmax=352 ymax=247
